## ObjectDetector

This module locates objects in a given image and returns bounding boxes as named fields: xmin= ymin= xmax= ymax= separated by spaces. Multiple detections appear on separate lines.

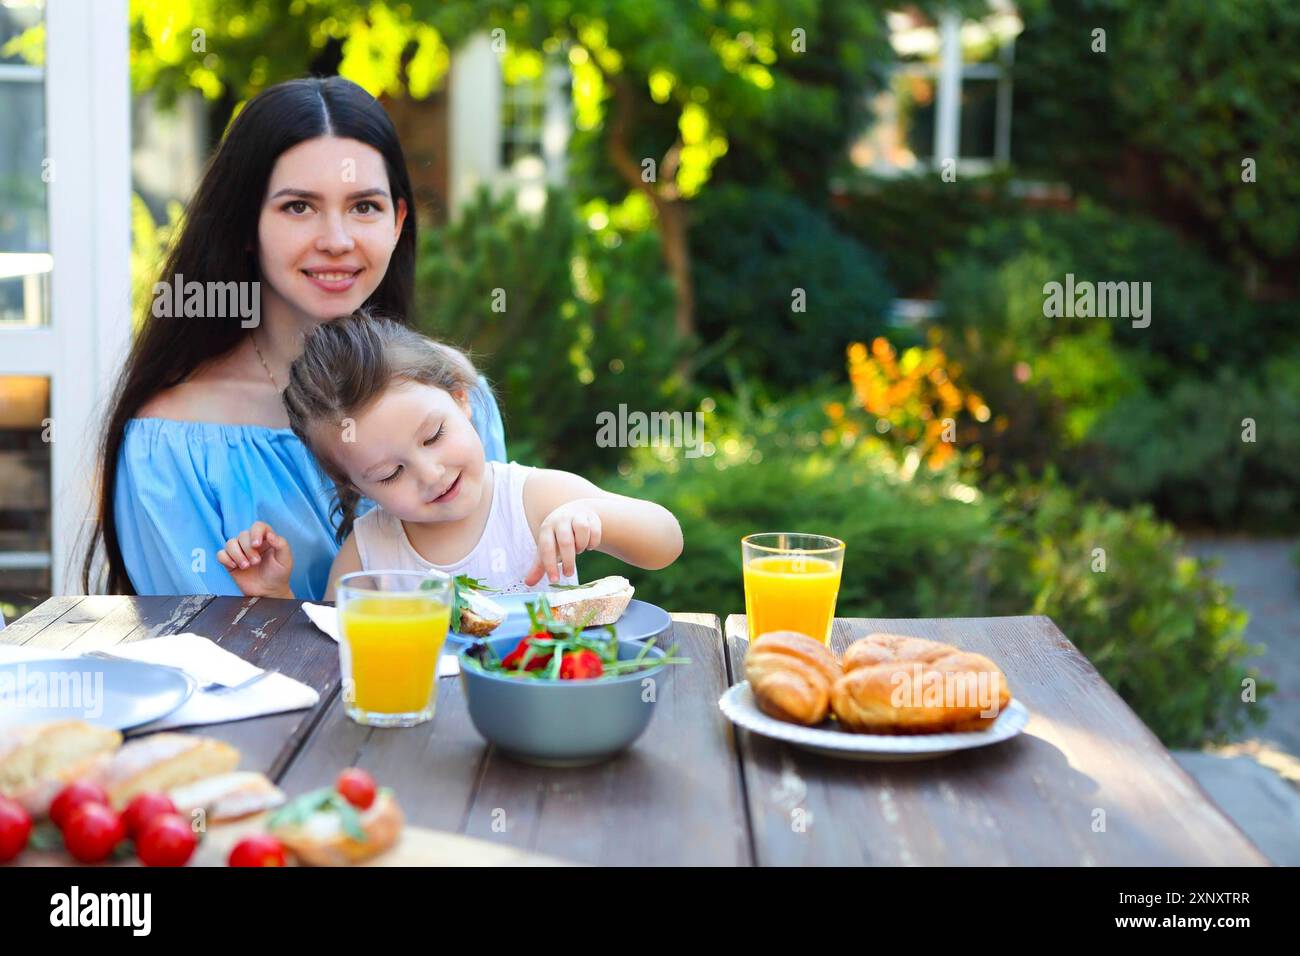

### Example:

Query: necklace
xmin=252 ymin=330 xmax=279 ymax=390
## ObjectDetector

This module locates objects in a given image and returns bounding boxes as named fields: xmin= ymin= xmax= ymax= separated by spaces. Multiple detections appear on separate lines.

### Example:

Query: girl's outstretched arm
xmin=522 ymin=468 xmax=683 ymax=586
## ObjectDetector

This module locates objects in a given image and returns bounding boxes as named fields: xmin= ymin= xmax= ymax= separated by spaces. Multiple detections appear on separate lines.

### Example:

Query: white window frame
xmin=2 ymin=0 xmax=131 ymax=595
xmin=449 ymin=32 xmax=570 ymax=218
xmin=933 ymin=11 xmax=1015 ymax=175
xmin=861 ymin=8 xmax=1017 ymax=178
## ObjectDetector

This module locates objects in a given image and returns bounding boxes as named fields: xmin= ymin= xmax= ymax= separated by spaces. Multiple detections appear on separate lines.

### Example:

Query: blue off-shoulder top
xmin=113 ymin=380 xmax=507 ymax=599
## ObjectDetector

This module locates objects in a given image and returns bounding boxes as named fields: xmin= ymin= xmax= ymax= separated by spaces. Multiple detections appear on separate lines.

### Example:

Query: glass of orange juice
xmin=742 ymin=533 xmax=846 ymax=644
xmin=336 ymin=570 xmax=452 ymax=727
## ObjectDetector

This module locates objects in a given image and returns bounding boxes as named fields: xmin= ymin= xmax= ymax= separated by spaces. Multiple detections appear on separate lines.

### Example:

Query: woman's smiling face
xmin=317 ymin=379 xmax=488 ymax=524
xmin=257 ymin=136 xmax=407 ymax=320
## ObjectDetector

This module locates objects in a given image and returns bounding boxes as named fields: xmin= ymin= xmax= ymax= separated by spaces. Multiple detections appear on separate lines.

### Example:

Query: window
xmin=2 ymin=0 xmax=130 ymax=603
xmin=0 ymin=0 xmax=50 ymax=328
xmin=499 ymin=55 xmax=570 ymax=213
xmin=1 ymin=1 xmax=50 ymax=620
xmin=851 ymin=3 xmax=1021 ymax=176
xmin=500 ymin=70 xmax=547 ymax=169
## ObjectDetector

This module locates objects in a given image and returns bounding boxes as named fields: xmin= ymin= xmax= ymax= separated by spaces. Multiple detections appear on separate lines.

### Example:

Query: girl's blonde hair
xmin=283 ymin=310 xmax=481 ymax=542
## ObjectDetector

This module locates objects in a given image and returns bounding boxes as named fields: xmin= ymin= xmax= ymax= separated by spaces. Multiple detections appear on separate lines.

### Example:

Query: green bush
xmin=1080 ymin=354 xmax=1300 ymax=531
xmin=581 ymin=388 xmax=1267 ymax=746
xmin=415 ymin=188 xmax=683 ymax=473
xmin=690 ymin=186 xmax=894 ymax=388
xmin=939 ymin=203 xmax=1268 ymax=377
xmin=1013 ymin=0 xmax=1300 ymax=281
xmin=991 ymin=476 xmax=1267 ymax=747
xmin=831 ymin=172 xmax=1016 ymax=298
xmin=930 ymin=202 xmax=1294 ymax=509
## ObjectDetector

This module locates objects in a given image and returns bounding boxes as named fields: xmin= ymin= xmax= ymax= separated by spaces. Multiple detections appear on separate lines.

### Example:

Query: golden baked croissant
xmin=832 ymin=633 xmax=1010 ymax=734
xmin=745 ymin=631 xmax=843 ymax=726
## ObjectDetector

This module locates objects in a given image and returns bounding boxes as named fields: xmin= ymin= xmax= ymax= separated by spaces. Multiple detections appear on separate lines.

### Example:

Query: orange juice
xmin=340 ymin=596 xmax=450 ymax=713
xmin=743 ymin=555 xmax=842 ymax=643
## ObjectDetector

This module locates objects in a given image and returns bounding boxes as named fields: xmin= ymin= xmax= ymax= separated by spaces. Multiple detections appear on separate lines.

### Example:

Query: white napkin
xmin=0 ymin=634 xmax=318 ymax=731
xmin=301 ymin=602 xmax=460 ymax=677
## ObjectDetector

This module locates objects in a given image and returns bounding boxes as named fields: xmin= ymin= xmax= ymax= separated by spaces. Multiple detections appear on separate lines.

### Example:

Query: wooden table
xmin=2 ymin=596 xmax=1268 ymax=866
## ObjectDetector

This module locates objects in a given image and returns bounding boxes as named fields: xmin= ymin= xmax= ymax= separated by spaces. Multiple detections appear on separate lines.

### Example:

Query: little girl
xmin=214 ymin=313 xmax=683 ymax=599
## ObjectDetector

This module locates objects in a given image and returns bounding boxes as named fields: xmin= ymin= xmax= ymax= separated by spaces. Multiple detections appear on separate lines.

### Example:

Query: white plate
xmin=718 ymin=681 xmax=1029 ymax=762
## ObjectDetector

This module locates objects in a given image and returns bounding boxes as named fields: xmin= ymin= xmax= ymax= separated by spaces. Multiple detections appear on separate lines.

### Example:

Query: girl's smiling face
xmin=316 ymin=379 xmax=487 ymax=524
xmin=257 ymin=136 xmax=408 ymax=320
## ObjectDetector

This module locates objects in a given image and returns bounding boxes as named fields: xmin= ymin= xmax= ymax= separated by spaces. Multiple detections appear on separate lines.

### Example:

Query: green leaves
xmin=266 ymin=785 xmax=376 ymax=841
xmin=470 ymin=595 xmax=689 ymax=680
xmin=441 ymin=574 xmax=497 ymax=631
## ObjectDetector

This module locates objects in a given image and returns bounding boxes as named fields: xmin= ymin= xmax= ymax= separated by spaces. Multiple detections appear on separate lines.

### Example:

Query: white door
xmin=0 ymin=0 xmax=130 ymax=605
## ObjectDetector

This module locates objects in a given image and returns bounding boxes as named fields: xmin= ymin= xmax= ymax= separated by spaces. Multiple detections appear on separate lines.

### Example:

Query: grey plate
xmin=719 ymin=682 xmax=1030 ymax=762
xmin=0 ymin=658 xmax=195 ymax=731
xmin=449 ymin=595 xmax=671 ymax=647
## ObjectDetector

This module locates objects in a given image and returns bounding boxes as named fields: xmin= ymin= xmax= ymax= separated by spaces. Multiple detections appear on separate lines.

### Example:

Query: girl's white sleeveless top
xmin=351 ymin=459 xmax=578 ymax=594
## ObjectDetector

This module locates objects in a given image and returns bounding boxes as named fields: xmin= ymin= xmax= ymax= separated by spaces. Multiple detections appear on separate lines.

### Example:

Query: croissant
xmin=745 ymin=631 xmax=843 ymax=726
xmin=832 ymin=633 xmax=1010 ymax=734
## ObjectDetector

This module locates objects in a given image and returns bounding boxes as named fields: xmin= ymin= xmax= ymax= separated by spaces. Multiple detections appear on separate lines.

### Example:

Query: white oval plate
xmin=718 ymin=681 xmax=1030 ymax=762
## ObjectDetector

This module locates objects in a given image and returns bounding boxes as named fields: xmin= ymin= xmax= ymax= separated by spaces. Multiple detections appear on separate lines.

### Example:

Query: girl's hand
xmin=524 ymin=501 xmax=603 ymax=586
xmin=216 ymin=521 xmax=295 ymax=598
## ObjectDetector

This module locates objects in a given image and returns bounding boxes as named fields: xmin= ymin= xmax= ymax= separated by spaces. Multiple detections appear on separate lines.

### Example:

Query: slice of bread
xmin=101 ymin=733 xmax=240 ymax=809
xmin=169 ymin=771 xmax=285 ymax=822
xmin=269 ymin=791 xmax=404 ymax=866
xmin=458 ymin=589 xmax=507 ymax=636
xmin=545 ymin=576 xmax=635 ymax=628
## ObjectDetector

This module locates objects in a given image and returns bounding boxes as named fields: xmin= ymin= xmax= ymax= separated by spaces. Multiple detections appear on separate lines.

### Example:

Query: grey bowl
xmin=458 ymin=636 xmax=670 ymax=766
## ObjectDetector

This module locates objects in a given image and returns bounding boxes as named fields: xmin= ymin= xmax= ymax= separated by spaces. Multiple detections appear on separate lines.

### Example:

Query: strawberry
xmin=559 ymin=649 xmax=604 ymax=680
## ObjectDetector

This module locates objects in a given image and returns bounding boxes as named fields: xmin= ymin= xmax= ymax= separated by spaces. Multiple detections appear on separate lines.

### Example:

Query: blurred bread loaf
xmin=101 ymin=733 xmax=240 ymax=809
xmin=0 ymin=721 xmax=123 ymax=817
xmin=169 ymin=771 xmax=285 ymax=822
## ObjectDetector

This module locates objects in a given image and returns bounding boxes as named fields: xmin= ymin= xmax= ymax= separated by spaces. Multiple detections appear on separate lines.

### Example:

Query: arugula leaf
xmin=332 ymin=794 xmax=367 ymax=841
xmin=427 ymin=574 xmax=498 ymax=632
xmin=27 ymin=822 xmax=64 ymax=852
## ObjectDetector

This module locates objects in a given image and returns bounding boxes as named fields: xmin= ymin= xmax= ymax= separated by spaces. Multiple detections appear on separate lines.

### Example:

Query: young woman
xmin=82 ymin=77 xmax=507 ymax=599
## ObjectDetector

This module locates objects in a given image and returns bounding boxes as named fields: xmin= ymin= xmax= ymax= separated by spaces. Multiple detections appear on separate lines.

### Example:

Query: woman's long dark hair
xmin=83 ymin=76 xmax=418 ymax=594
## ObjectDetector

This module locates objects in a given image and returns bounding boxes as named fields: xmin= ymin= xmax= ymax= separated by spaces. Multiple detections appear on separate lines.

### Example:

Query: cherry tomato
xmin=336 ymin=768 xmax=377 ymax=810
xmin=228 ymin=833 xmax=286 ymax=867
xmin=0 ymin=796 xmax=32 ymax=862
xmin=63 ymin=803 xmax=126 ymax=863
xmin=122 ymin=792 xmax=178 ymax=839
xmin=49 ymin=781 xmax=111 ymax=831
xmin=136 ymin=813 xmax=197 ymax=867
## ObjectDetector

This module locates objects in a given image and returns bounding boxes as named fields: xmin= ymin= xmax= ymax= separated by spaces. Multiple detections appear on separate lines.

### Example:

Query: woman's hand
xmin=524 ymin=501 xmax=603 ymax=586
xmin=216 ymin=521 xmax=295 ymax=598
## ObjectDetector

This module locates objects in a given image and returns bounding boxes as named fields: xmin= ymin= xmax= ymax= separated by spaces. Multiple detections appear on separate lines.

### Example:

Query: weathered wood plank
xmin=0 ymin=596 xmax=86 ymax=644
xmin=0 ymin=595 xmax=211 ymax=652
xmin=167 ymin=597 xmax=344 ymax=779
xmin=723 ymin=614 xmax=1269 ymax=866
